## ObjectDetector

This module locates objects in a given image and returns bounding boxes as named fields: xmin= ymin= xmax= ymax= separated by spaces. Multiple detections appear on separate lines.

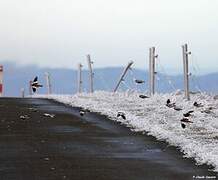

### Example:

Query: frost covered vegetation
xmin=38 ymin=91 xmax=218 ymax=172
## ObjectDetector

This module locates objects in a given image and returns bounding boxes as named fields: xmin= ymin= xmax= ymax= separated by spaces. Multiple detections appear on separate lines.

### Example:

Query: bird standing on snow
xmin=181 ymin=111 xmax=194 ymax=129
xmin=193 ymin=102 xmax=203 ymax=108
xmin=31 ymin=76 xmax=43 ymax=93
xmin=180 ymin=117 xmax=193 ymax=129
xmin=117 ymin=112 xmax=126 ymax=120
xmin=174 ymin=107 xmax=182 ymax=111
xmin=173 ymin=106 xmax=183 ymax=111
xmin=166 ymin=99 xmax=176 ymax=108
xmin=180 ymin=117 xmax=193 ymax=123
xmin=165 ymin=99 xmax=182 ymax=111
xmin=183 ymin=110 xmax=194 ymax=117
xmin=201 ymin=107 xmax=214 ymax=114
xmin=139 ymin=95 xmax=149 ymax=99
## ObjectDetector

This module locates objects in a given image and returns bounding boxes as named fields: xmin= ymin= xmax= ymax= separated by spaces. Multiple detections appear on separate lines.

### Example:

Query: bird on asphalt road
xmin=79 ymin=110 xmax=85 ymax=116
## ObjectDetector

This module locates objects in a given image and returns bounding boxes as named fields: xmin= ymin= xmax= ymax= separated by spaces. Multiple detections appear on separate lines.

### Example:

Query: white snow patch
xmin=35 ymin=91 xmax=218 ymax=171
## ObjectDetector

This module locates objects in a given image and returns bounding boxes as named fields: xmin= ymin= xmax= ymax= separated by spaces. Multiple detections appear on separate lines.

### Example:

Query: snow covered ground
xmin=36 ymin=91 xmax=218 ymax=172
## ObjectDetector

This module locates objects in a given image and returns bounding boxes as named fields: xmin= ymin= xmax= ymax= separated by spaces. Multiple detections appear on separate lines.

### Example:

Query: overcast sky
xmin=0 ymin=0 xmax=217 ymax=74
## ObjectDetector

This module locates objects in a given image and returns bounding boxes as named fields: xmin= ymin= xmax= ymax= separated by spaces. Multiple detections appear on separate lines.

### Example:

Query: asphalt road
xmin=0 ymin=98 xmax=217 ymax=180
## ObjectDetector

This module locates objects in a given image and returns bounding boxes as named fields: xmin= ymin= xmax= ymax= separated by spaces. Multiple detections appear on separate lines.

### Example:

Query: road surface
xmin=0 ymin=98 xmax=217 ymax=180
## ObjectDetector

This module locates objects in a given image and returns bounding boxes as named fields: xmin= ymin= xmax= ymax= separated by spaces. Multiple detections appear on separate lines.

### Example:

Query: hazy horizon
xmin=0 ymin=60 xmax=217 ymax=76
xmin=2 ymin=61 xmax=218 ymax=97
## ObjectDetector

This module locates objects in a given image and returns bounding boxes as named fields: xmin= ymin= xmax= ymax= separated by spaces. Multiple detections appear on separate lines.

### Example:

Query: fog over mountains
xmin=2 ymin=62 xmax=218 ymax=97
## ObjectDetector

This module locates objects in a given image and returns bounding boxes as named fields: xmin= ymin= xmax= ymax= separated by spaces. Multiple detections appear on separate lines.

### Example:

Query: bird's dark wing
xmin=181 ymin=123 xmax=186 ymax=129
xmin=183 ymin=113 xmax=188 ymax=117
xmin=121 ymin=115 xmax=126 ymax=120
xmin=33 ymin=76 xmax=38 ymax=82
xmin=32 ymin=87 xmax=36 ymax=93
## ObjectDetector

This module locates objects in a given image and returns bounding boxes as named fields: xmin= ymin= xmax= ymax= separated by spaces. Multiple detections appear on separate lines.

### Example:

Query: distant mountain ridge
xmin=1 ymin=62 xmax=218 ymax=97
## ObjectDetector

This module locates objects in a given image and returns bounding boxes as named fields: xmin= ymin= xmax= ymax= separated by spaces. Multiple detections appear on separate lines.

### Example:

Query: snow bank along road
xmin=40 ymin=91 xmax=218 ymax=175
xmin=0 ymin=97 xmax=217 ymax=179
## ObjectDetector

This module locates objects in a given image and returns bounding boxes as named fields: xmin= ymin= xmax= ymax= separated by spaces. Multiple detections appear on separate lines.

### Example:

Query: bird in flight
xmin=31 ymin=76 xmax=43 ymax=93
xmin=134 ymin=79 xmax=145 ymax=84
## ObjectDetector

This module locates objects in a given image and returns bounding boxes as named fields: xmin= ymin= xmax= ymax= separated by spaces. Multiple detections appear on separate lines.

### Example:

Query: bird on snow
xmin=180 ymin=117 xmax=193 ymax=123
xmin=201 ymin=107 xmax=214 ymax=114
xmin=180 ymin=115 xmax=194 ymax=129
xmin=173 ymin=106 xmax=183 ymax=111
xmin=183 ymin=110 xmax=194 ymax=117
xmin=31 ymin=76 xmax=43 ymax=93
xmin=166 ymin=99 xmax=176 ymax=108
xmin=117 ymin=112 xmax=126 ymax=120
xmin=193 ymin=101 xmax=203 ymax=108
xmin=139 ymin=95 xmax=149 ymax=99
